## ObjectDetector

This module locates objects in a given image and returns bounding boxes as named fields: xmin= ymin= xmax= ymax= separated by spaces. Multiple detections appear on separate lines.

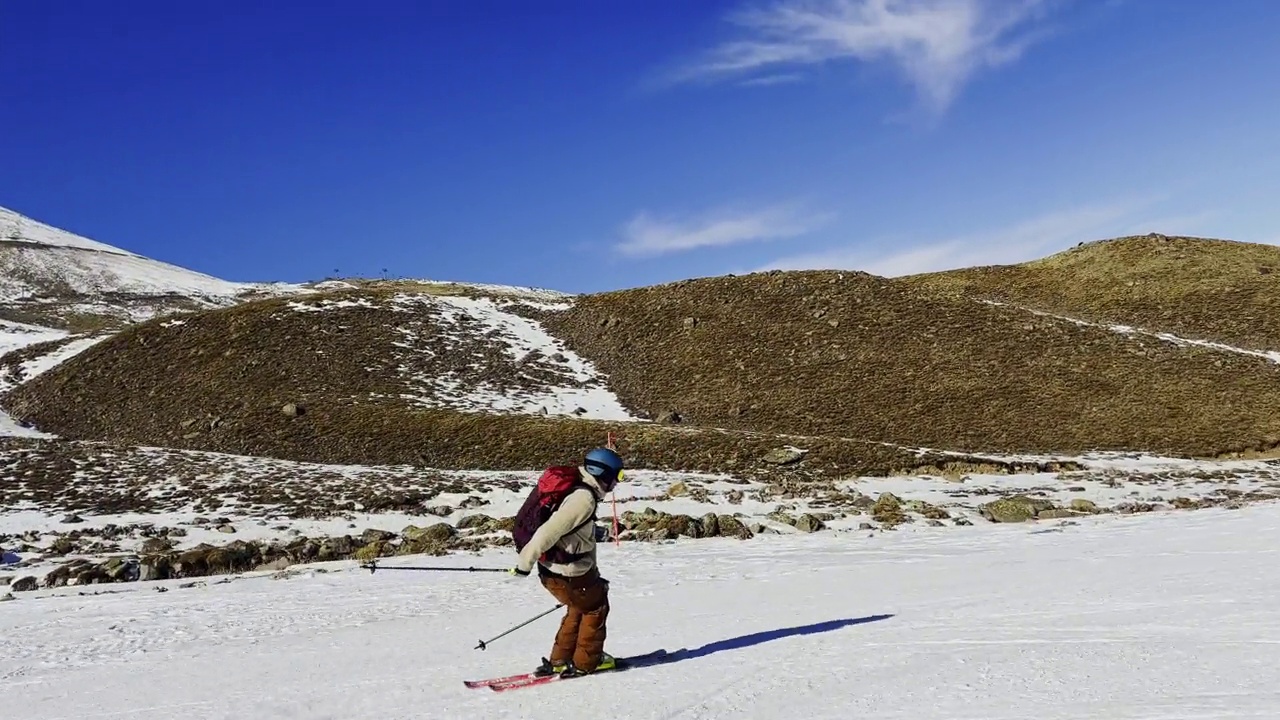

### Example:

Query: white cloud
xmin=756 ymin=198 xmax=1215 ymax=276
xmin=617 ymin=203 xmax=831 ymax=258
xmin=669 ymin=0 xmax=1063 ymax=112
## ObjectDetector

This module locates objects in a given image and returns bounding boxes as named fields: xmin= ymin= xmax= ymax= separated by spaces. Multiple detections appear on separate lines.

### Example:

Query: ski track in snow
xmin=3 ymin=505 xmax=1280 ymax=718
xmin=982 ymin=299 xmax=1280 ymax=364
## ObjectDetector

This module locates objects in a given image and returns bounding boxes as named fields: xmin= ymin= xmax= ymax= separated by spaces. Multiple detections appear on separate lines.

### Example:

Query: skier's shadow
xmin=653 ymin=614 xmax=894 ymax=664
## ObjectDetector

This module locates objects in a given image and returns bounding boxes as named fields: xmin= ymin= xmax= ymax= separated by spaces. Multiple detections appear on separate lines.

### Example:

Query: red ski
xmin=464 ymin=649 xmax=670 ymax=692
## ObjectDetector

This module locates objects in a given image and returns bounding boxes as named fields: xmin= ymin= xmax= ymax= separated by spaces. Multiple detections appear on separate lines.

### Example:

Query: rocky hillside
xmin=6 ymin=212 xmax=1280 ymax=472
xmin=543 ymin=270 xmax=1280 ymax=457
xmin=4 ymin=282 xmax=1054 ymax=479
xmin=902 ymin=233 xmax=1280 ymax=353
xmin=11 ymin=265 xmax=1280 ymax=463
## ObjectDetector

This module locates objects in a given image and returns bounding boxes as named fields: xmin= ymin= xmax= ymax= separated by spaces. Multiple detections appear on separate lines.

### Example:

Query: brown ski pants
xmin=540 ymin=567 xmax=609 ymax=671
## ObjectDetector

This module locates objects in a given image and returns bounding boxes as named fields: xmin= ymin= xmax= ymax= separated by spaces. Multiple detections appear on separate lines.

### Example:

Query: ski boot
xmin=533 ymin=657 xmax=568 ymax=677
xmin=559 ymin=652 xmax=616 ymax=678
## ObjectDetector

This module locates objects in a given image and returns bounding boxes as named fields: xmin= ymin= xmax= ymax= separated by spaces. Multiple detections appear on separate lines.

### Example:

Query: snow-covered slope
xmin=0 ymin=205 xmax=269 ymax=301
xmin=3 ymin=502 xmax=1278 ymax=719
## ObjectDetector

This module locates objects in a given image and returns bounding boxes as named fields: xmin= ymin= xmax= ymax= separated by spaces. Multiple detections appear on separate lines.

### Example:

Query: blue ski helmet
xmin=583 ymin=447 xmax=624 ymax=489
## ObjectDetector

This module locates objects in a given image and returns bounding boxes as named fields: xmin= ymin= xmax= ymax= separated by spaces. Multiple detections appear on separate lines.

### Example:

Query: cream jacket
xmin=516 ymin=468 xmax=605 ymax=577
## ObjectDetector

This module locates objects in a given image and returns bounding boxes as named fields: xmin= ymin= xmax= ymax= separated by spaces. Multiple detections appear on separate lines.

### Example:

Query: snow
xmin=392 ymin=293 xmax=637 ymax=420
xmin=3 ymin=501 xmax=1279 ymax=719
xmin=0 ymin=204 xmax=304 ymax=303
xmin=0 ymin=320 xmax=86 ymax=436
xmin=17 ymin=334 xmax=109 ymax=383
xmin=0 ymin=412 xmax=52 ymax=439
xmin=0 ymin=318 xmax=110 ymax=436
xmin=0 ymin=205 xmax=141 ymax=256
xmin=287 ymin=297 xmax=377 ymax=312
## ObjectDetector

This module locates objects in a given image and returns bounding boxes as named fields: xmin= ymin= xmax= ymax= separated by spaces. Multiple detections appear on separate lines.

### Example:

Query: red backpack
xmin=512 ymin=466 xmax=597 ymax=565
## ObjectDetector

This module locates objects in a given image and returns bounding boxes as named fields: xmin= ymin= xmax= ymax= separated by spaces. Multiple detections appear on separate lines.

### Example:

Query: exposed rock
xmin=139 ymin=555 xmax=172 ymax=581
xmin=11 ymin=576 xmax=38 ymax=592
xmin=360 ymin=528 xmax=397 ymax=544
xmin=354 ymin=541 xmax=390 ymax=562
xmin=701 ymin=513 xmax=720 ymax=538
xmin=715 ymin=515 xmax=753 ymax=540
xmin=980 ymin=495 xmax=1056 ymax=523
xmin=1114 ymin=501 xmax=1163 ymax=514
xmin=666 ymin=482 xmax=689 ymax=498
xmin=762 ymin=447 xmax=806 ymax=466
xmin=906 ymin=500 xmax=951 ymax=520
xmin=49 ymin=537 xmax=76 ymax=555
xmin=254 ymin=557 xmax=292 ymax=572
xmin=399 ymin=536 xmax=449 ymax=556
xmin=402 ymin=523 xmax=456 ymax=543
xmin=1037 ymin=509 xmax=1080 ymax=520
xmin=767 ymin=510 xmax=797 ymax=526
xmin=456 ymin=514 xmax=495 ymax=531
xmin=726 ymin=490 xmax=744 ymax=505
xmin=794 ymin=514 xmax=826 ymax=533
xmin=656 ymin=410 xmax=682 ymax=424
xmin=871 ymin=493 xmax=910 ymax=525
xmin=216 ymin=524 xmax=237 ymax=534
xmin=858 ymin=522 xmax=876 ymax=530
xmin=282 ymin=403 xmax=303 ymax=417
xmin=1069 ymin=499 xmax=1100 ymax=513
xmin=61 ymin=514 xmax=84 ymax=524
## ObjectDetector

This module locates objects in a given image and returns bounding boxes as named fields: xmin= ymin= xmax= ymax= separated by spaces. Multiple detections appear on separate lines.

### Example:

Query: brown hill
xmin=4 ymin=284 xmax=1046 ymax=479
xmin=543 ymin=269 xmax=1280 ymax=457
xmin=10 ymin=247 xmax=1280 ymax=467
xmin=901 ymin=234 xmax=1280 ymax=352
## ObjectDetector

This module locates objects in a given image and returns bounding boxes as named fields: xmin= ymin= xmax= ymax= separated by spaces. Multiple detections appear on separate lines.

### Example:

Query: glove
xmin=509 ymin=567 xmax=530 ymax=577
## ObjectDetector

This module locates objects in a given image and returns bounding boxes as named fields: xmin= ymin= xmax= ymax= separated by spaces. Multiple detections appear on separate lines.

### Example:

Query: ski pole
xmin=475 ymin=604 xmax=564 ymax=650
xmin=361 ymin=560 xmax=507 ymax=574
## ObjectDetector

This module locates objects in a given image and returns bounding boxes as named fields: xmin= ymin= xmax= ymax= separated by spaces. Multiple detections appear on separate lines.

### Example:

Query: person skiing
xmin=509 ymin=446 xmax=624 ymax=678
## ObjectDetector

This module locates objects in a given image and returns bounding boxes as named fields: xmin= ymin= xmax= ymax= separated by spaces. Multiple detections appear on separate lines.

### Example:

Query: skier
xmin=509 ymin=446 xmax=624 ymax=678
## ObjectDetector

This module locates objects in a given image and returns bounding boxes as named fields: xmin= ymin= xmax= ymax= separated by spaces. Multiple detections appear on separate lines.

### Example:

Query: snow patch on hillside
xmin=287 ymin=298 xmax=377 ymax=313
xmin=19 ymin=335 xmax=110 ymax=383
xmin=0 ymin=320 xmax=76 ymax=436
xmin=392 ymin=293 xmax=637 ymax=420
xmin=0 ymin=319 xmax=67 ymax=356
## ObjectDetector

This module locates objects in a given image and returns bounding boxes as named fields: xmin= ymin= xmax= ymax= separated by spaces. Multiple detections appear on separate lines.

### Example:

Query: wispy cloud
xmin=617 ymin=203 xmax=831 ymax=258
xmin=667 ymin=0 xmax=1064 ymax=112
xmin=739 ymin=72 xmax=807 ymax=87
xmin=756 ymin=198 xmax=1214 ymax=276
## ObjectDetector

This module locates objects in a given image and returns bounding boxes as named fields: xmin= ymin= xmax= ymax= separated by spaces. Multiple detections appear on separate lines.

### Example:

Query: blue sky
xmin=2 ymin=0 xmax=1278 ymax=293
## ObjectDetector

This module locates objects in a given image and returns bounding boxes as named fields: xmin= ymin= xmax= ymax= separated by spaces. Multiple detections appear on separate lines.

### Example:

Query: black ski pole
xmin=361 ymin=560 xmax=508 ymax=574
xmin=475 ymin=604 xmax=564 ymax=650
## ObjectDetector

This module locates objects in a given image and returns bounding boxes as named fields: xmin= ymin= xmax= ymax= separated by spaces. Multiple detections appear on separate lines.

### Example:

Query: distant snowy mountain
xmin=0 ymin=204 xmax=300 ymax=329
